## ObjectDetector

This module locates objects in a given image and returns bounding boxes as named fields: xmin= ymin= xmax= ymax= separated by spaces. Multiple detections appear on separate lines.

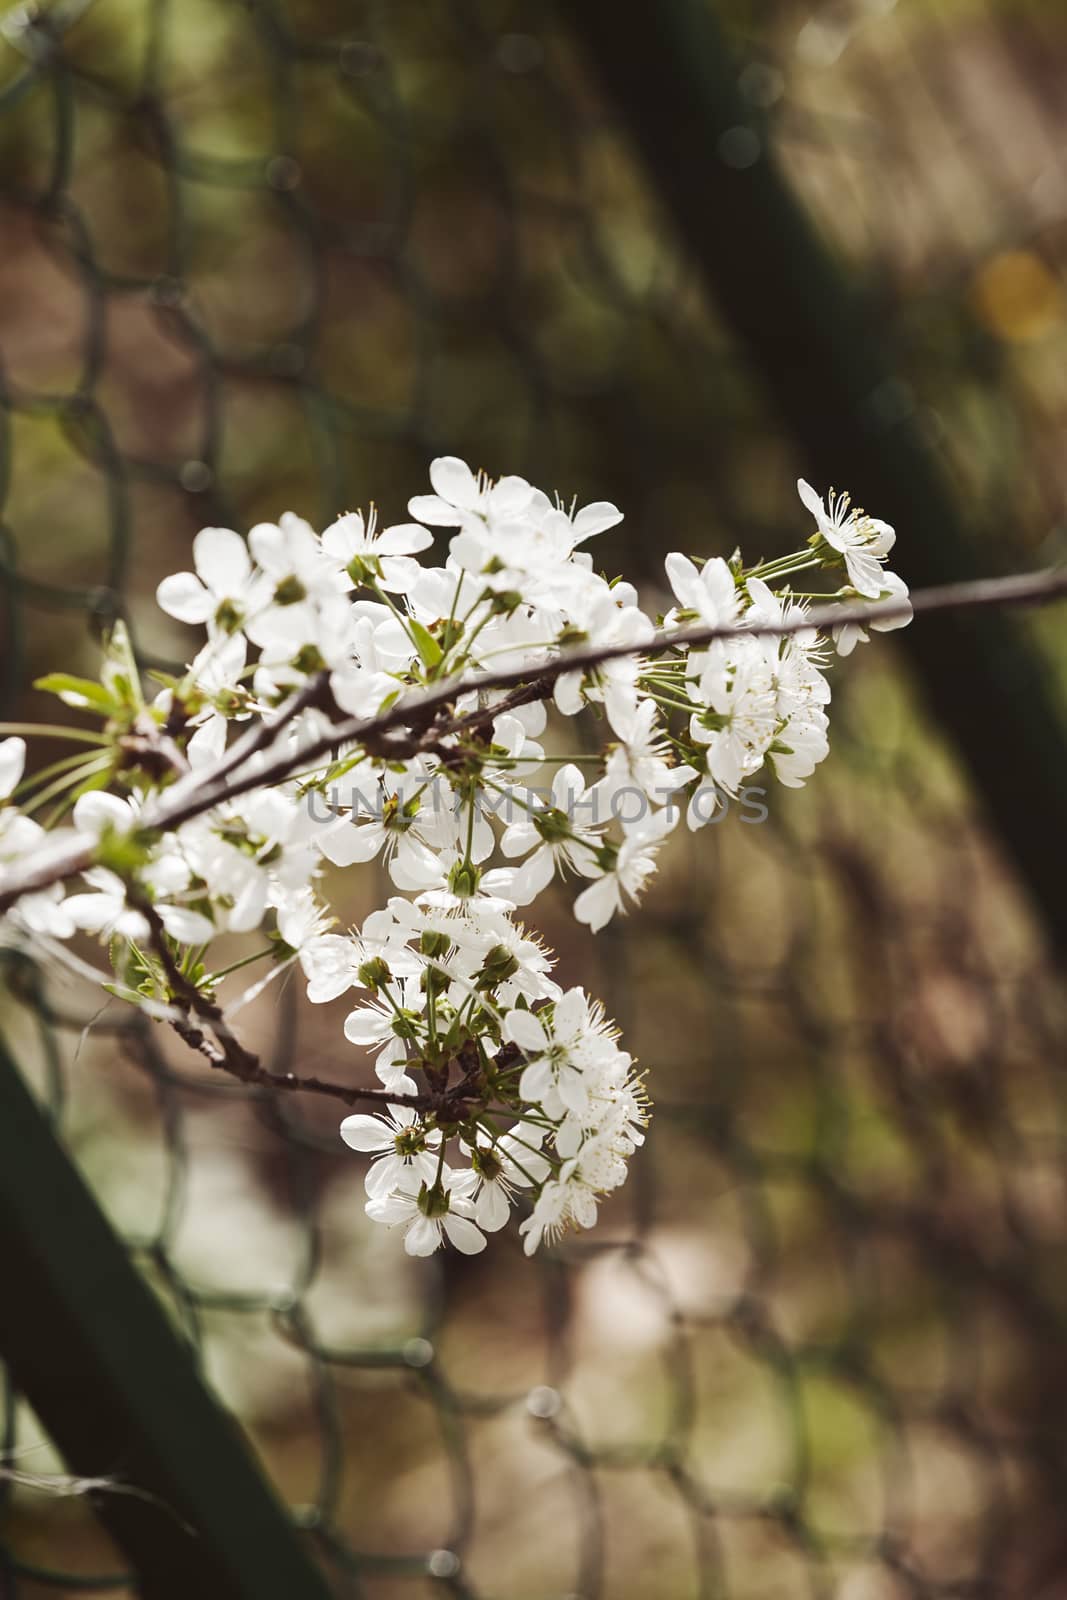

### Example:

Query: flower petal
xmin=193 ymin=526 xmax=250 ymax=593
xmin=0 ymin=737 xmax=26 ymax=801
xmin=504 ymin=1009 xmax=549 ymax=1053
xmin=364 ymin=1156 xmax=403 ymax=1197
xmin=73 ymin=792 xmax=132 ymax=836
xmin=344 ymin=1008 xmax=391 ymax=1046
xmin=247 ymin=521 xmax=289 ymax=576
xmin=321 ymin=512 xmax=366 ymax=562
xmin=509 ymin=847 xmax=556 ymax=906
xmin=485 ymin=475 xmax=533 ymax=517
xmin=157 ymin=905 xmax=215 ymax=944
xmin=404 ymin=1216 xmax=442 ymax=1256
xmin=407 ymin=494 xmax=461 ymax=526
xmin=572 ymin=500 xmax=623 ymax=540
xmin=442 ymin=1214 xmax=487 ymax=1254
xmin=554 ymin=671 xmax=584 ymax=716
xmin=845 ymin=546 xmax=887 ymax=600
xmin=377 ymin=522 xmax=434 ymax=555
xmin=518 ymin=1058 xmax=553 ymax=1104
xmin=500 ymin=821 xmax=540 ymax=859
xmin=475 ymin=1182 xmax=510 ymax=1232
xmin=574 ymin=874 xmax=618 ymax=932
xmin=63 ymin=892 xmax=120 ymax=932
xmin=320 ymin=821 xmax=385 ymax=867
xmin=796 ymin=478 xmax=824 ymax=520
xmin=429 ymin=455 xmax=481 ymax=510
xmin=339 ymin=1114 xmax=395 ymax=1153
xmin=554 ymin=989 xmax=587 ymax=1039
xmin=156 ymin=572 xmax=213 ymax=625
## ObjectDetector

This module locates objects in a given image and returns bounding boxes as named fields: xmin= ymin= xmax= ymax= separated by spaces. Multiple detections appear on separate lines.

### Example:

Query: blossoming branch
xmin=1 ymin=456 xmax=1038 ymax=1259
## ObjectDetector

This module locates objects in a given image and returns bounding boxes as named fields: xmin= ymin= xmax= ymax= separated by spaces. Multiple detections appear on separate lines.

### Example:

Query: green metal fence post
xmin=0 ymin=1037 xmax=335 ymax=1600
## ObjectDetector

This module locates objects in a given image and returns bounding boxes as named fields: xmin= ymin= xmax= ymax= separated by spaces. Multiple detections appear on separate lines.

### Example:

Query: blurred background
xmin=2 ymin=0 xmax=1067 ymax=1596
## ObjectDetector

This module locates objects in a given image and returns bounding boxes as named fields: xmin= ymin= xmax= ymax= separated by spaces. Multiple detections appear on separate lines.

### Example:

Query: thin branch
xmin=131 ymin=893 xmax=428 ymax=1109
xmin=144 ymin=566 xmax=1067 ymax=824
xmin=134 ymin=896 xmax=529 ymax=1112
xmin=116 ymin=710 xmax=191 ymax=782
xmin=1 ymin=566 xmax=1065 ymax=915
xmin=161 ymin=670 xmax=333 ymax=812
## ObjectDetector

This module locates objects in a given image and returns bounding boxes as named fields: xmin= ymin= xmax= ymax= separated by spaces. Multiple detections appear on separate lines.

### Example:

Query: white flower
xmin=297 ymin=904 xmax=420 ymax=1005
xmin=500 ymin=764 xmax=603 ymax=904
xmin=504 ymin=989 xmax=619 ymax=1118
xmin=176 ymin=818 xmax=267 ymax=933
xmin=273 ymin=888 xmax=344 ymax=993
xmin=456 ymin=1125 xmax=549 ymax=1232
xmin=573 ymin=807 xmax=674 ymax=931
xmin=518 ymin=1120 xmax=639 ymax=1256
xmin=365 ymin=1170 xmax=487 ymax=1256
xmin=339 ymin=1104 xmax=440 ymax=1199
xmin=297 ymin=933 xmax=360 ymax=1003
xmin=553 ymin=587 xmax=653 ymax=732
xmin=689 ymin=639 xmax=777 ymax=795
xmin=798 ymin=479 xmax=896 ymax=600
xmin=446 ymin=904 xmax=560 ymax=1005
xmin=408 ymin=455 xmax=534 ymax=527
xmin=63 ymin=793 xmax=214 ymax=944
xmin=321 ymin=506 xmax=432 ymax=593
xmin=62 ymin=865 xmax=213 ymax=945
xmin=743 ymin=577 xmax=830 ymax=708
xmin=253 ymin=599 xmax=358 ymax=705
xmin=766 ymin=711 xmax=829 ymax=789
xmin=319 ymin=766 xmax=456 ymax=882
xmin=156 ymin=527 xmax=270 ymax=632
xmin=175 ymin=785 xmax=318 ymax=936
xmin=6 ymin=883 xmax=74 ymax=938
xmin=343 ymin=973 xmax=425 ymax=1093
xmin=176 ymin=633 xmax=249 ymax=768
xmin=328 ymin=612 xmax=405 ymax=719
xmin=831 ymin=570 xmax=912 ymax=656
xmin=596 ymin=696 xmax=689 ymax=824
xmin=526 ymin=487 xmax=623 ymax=545
xmin=518 ymin=1158 xmax=600 ymax=1256
xmin=244 ymin=513 xmax=347 ymax=649
xmin=665 ymin=552 xmax=740 ymax=629
xmin=411 ymin=453 xmax=620 ymax=605
xmin=396 ymin=847 xmax=516 ymax=915
xmin=72 ymin=790 xmax=138 ymax=839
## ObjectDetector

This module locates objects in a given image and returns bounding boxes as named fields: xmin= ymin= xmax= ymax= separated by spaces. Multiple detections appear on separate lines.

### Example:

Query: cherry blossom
xmin=0 ymin=455 xmax=914 ymax=1257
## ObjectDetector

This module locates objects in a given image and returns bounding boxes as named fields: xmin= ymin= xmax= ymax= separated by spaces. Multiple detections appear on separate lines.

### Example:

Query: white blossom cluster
xmin=0 ymin=461 xmax=910 ymax=1256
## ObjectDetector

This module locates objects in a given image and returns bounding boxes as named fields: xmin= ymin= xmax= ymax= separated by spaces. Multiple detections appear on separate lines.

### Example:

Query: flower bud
xmin=447 ymin=861 xmax=481 ymax=899
xmin=477 ymin=944 xmax=519 ymax=988
xmin=346 ymin=554 xmax=381 ymax=587
xmin=357 ymin=956 xmax=391 ymax=991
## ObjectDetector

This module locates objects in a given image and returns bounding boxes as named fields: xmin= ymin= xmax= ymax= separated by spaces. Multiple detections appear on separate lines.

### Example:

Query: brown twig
xmin=131 ymin=892 xmax=430 ymax=1108
xmin=117 ymin=711 xmax=191 ymax=782
xmin=133 ymin=892 xmax=531 ymax=1112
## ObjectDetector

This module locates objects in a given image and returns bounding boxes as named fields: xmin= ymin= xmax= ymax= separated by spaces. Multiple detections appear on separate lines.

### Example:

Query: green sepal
xmin=409 ymin=619 xmax=443 ymax=670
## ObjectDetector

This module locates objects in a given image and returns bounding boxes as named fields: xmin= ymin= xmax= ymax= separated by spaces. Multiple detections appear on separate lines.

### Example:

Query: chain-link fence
xmin=2 ymin=1 xmax=1067 ymax=1596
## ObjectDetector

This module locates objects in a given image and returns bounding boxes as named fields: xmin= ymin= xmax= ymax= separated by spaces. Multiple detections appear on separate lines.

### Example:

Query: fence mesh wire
xmin=2 ymin=1 xmax=1067 ymax=1596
